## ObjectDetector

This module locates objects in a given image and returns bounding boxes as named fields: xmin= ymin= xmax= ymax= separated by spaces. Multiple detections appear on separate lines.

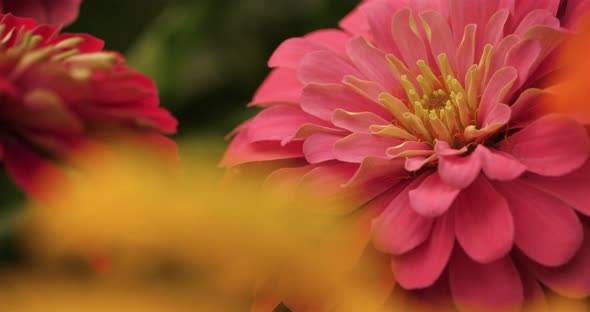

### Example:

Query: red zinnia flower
xmin=223 ymin=0 xmax=590 ymax=311
xmin=0 ymin=14 xmax=177 ymax=196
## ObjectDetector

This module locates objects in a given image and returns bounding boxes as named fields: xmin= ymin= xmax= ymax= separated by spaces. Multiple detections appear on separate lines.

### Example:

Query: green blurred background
xmin=0 ymin=0 xmax=359 ymax=278
xmin=69 ymin=0 xmax=359 ymax=138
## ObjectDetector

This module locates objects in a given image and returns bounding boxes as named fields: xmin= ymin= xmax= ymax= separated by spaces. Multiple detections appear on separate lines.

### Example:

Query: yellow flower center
xmin=371 ymin=45 xmax=494 ymax=148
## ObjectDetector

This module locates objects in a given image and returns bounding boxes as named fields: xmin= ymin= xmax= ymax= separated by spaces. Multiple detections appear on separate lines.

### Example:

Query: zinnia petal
xmin=393 ymin=213 xmax=455 ymax=289
xmin=449 ymin=249 xmax=524 ymax=312
xmin=371 ymin=178 xmax=434 ymax=255
xmin=521 ymin=161 xmax=590 ymax=216
xmin=454 ymin=175 xmax=514 ymax=263
xmin=498 ymin=115 xmax=590 ymax=176
xmin=495 ymin=180 xmax=583 ymax=267
xmin=408 ymin=171 xmax=460 ymax=217
xmin=527 ymin=225 xmax=590 ymax=298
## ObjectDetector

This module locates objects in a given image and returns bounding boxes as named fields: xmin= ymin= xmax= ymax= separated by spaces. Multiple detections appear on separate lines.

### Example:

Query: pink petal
xmin=247 ymin=105 xmax=327 ymax=142
xmin=420 ymin=10 xmax=456 ymax=68
xmin=342 ymin=75 xmax=385 ymax=102
xmin=434 ymin=141 xmax=468 ymax=156
xmin=302 ymin=133 xmax=342 ymax=164
xmin=297 ymin=50 xmax=364 ymax=84
xmin=527 ymin=225 xmax=590 ymax=298
xmin=455 ymin=24 xmax=476 ymax=81
xmin=268 ymin=38 xmax=328 ymax=69
xmin=513 ymin=0 xmax=560 ymax=26
xmin=455 ymin=175 xmax=514 ymax=263
xmin=344 ymin=156 xmax=405 ymax=187
xmin=495 ymin=180 xmax=583 ymax=267
xmin=251 ymin=68 xmax=302 ymax=106
xmin=360 ymin=0 xmax=400 ymax=55
xmin=331 ymin=109 xmax=388 ymax=133
xmin=475 ymin=146 xmax=526 ymax=181
xmin=498 ymin=115 xmax=590 ymax=177
xmin=437 ymin=152 xmax=481 ymax=189
xmin=484 ymin=9 xmax=510 ymax=47
xmin=481 ymin=102 xmax=512 ymax=129
xmin=404 ymin=154 xmax=438 ymax=172
xmin=304 ymin=29 xmax=350 ymax=55
xmin=220 ymin=130 xmax=303 ymax=167
xmin=286 ymin=123 xmax=347 ymax=145
xmin=339 ymin=3 xmax=371 ymax=37
xmin=477 ymin=66 xmax=517 ymax=128
xmin=392 ymin=8 xmax=429 ymax=71
xmin=448 ymin=0 xmax=502 ymax=45
xmin=488 ymin=35 xmax=520 ymax=79
xmin=371 ymin=178 xmax=435 ymax=255
xmin=300 ymin=83 xmax=390 ymax=121
xmin=346 ymin=36 xmax=398 ymax=91
xmin=299 ymin=162 xmax=391 ymax=214
xmin=514 ymin=9 xmax=560 ymax=37
xmin=449 ymin=249 xmax=523 ymax=312
xmin=509 ymin=88 xmax=549 ymax=129
xmin=505 ymin=39 xmax=543 ymax=94
xmin=522 ymin=161 xmax=590 ymax=216
xmin=333 ymin=133 xmax=401 ymax=163
xmin=562 ymin=0 xmax=590 ymax=28
xmin=520 ymin=25 xmax=566 ymax=61
xmin=409 ymin=171 xmax=460 ymax=217
xmin=393 ymin=213 xmax=455 ymax=289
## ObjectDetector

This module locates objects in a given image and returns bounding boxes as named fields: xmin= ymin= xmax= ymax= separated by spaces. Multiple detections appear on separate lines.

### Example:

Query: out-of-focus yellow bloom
xmin=0 ymin=141 xmax=586 ymax=312
xmin=3 ymin=141 xmax=393 ymax=312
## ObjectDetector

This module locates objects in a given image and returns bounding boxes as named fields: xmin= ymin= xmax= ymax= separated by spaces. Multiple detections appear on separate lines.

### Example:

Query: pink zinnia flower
xmin=0 ymin=0 xmax=81 ymax=26
xmin=0 ymin=14 xmax=176 ymax=196
xmin=223 ymin=0 xmax=590 ymax=310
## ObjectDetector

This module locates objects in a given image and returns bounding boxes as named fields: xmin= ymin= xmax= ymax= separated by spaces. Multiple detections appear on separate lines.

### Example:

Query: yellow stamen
xmin=416 ymin=75 xmax=433 ymax=95
xmin=429 ymin=110 xmax=452 ymax=142
xmin=417 ymin=60 xmax=442 ymax=89
xmin=65 ymin=52 xmax=119 ymax=70
xmin=465 ymin=65 xmax=479 ymax=110
xmin=404 ymin=112 xmax=433 ymax=141
xmin=476 ymin=44 xmax=493 ymax=86
xmin=437 ymin=54 xmax=455 ymax=87
xmin=401 ymin=75 xmax=420 ymax=102
xmin=55 ymin=37 xmax=84 ymax=50
xmin=454 ymin=92 xmax=471 ymax=128
xmin=444 ymin=102 xmax=460 ymax=133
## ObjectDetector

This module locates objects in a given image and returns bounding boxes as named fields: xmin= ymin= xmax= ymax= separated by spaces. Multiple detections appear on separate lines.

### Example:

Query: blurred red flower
xmin=0 ymin=14 xmax=177 ymax=196
xmin=0 ymin=0 xmax=81 ymax=26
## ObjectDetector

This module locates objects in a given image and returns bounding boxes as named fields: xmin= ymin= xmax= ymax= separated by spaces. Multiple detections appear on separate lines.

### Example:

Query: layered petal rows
xmin=223 ymin=0 xmax=590 ymax=310
xmin=0 ymin=14 xmax=177 ymax=196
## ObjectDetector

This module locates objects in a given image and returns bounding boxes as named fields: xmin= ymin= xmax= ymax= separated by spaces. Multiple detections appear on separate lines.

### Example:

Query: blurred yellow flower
xmin=0 ymin=141 xmax=586 ymax=312
xmin=6 ymin=141 xmax=392 ymax=311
